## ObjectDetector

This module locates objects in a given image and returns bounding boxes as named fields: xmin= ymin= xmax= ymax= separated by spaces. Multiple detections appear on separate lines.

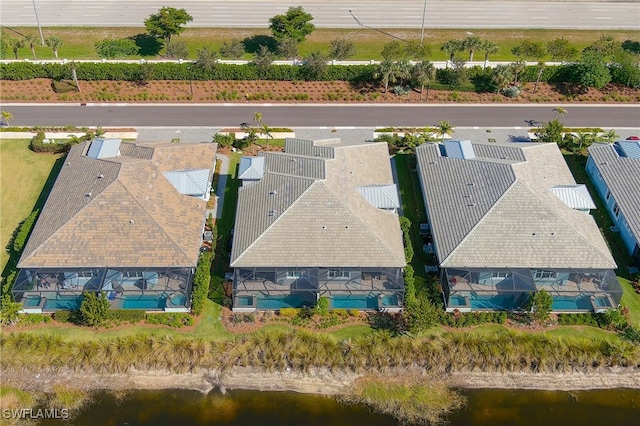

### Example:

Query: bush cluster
xmin=146 ymin=312 xmax=194 ymax=328
xmin=29 ymin=131 xmax=72 ymax=154
xmin=278 ymin=308 xmax=300 ymax=318
xmin=17 ymin=314 xmax=51 ymax=326
xmin=0 ymin=62 xmax=376 ymax=83
xmin=12 ymin=209 xmax=39 ymax=253
xmin=439 ymin=311 xmax=507 ymax=327
xmin=191 ymin=251 xmax=212 ymax=315
xmin=105 ymin=309 xmax=145 ymax=323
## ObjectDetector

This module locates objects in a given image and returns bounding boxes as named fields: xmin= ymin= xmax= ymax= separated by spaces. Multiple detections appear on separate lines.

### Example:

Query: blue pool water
xmin=256 ymin=294 xmax=314 ymax=309
xmin=23 ymin=296 xmax=42 ymax=307
xmin=168 ymin=293 xmax=187 ymax=307
xmin=449 ymin=295 xmax=468 ymax=307
xmin=551 ymin=295 xmax=592 ymax=311
xmin=380 ymin=294 xmax=400 ymax=307
xmin=468 ymin=294 xmax=520 ymax=310
xmin=43 ymin=295 xmax=83 ymax=311
xmin=122 ymin=295 xmax=165 ymax=310
xmin=332 ymin=294 xmax=379 ymax=310
xmin=236 ymin=295 xmax=254 ymax=307
xmin=594 ymin=296 xmax=612 ymax=308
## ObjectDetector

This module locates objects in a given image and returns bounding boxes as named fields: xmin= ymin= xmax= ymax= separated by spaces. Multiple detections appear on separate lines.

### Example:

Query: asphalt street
xmin=4 ymin=104 xmax=640 ymax=128
xmin=3 ymin=0 xmax=639 ymax=29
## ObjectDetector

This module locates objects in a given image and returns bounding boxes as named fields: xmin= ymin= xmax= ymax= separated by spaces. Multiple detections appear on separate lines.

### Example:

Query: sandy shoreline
xmin=4 ymin=367 xmax=640 ymax=395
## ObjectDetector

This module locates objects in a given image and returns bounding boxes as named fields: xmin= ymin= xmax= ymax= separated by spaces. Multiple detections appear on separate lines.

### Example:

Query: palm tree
xmin=45 ymin=37 xmax=63 ymax=59
xmin=533 ymin=61 xmax=546 ymax=93
xmin=462 ymin=36 xmax=483 ymax=62
xmin=440 ymin=40 xmax=462 ymax=68
xmin=412 ymin=61 xmax=436 ymax=101
xmin=481 ymin=40 xmax=499 ymax=63
xmin=574 ymin=132 xmax=593 ymax=152
xmin=373 ymin=60 xmax=398 ymax=93
xmin=395 ymin=59 xmax=412 ymax=86
xmin=491 ymin=65 xmax=514 ymax=93
xmin=553 ymin=106 xmax=567 ymax=119
xmin=6 ymin=37 xmax=25 ymax=60
xmin=511 ymin=60 xmax=527 ymax=84
xmin=435 ymin=120 xmax=455 ymax=142
xmin=602 ymin=129 xmax=619 ymax=143
xmin=1 ymin=111 xmax=14 ymax=127
xmin=25 ymin=34 xmax=39 ymax=60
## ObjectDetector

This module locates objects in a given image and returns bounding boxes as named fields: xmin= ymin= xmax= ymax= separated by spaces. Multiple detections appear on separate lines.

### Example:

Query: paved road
xmin=5 ymin=104 xmax=640 ymax=128
xmin=4 ymin=1 xmax=639 ymax=29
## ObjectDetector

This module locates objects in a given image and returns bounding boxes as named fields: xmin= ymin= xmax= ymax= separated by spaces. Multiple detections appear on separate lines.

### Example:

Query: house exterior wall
xmin=586 ymin=157 xmax=639 ymax=257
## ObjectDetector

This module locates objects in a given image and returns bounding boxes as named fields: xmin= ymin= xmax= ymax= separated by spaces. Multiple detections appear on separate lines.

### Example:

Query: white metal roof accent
xmin=550 ymin=185 xmax=596 ymax=210
xmin=163 ymin=168 xmax=210 ymax=195
xmin=444 ymin=140 xmax=476 ymax=159
xmin=617 ymin=141 xmax=640 ymax=159
xmin=358 ymin=184 xmax=400 ymax=209
xmin=238 ymin=156 xmax=265 ymax=180
xmin=87 ymin=138 xmax=122 ymax=159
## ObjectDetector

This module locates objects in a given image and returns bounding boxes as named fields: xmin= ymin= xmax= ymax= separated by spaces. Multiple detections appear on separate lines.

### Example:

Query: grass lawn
xmin=0 ymin=139 xmax=64 ymax=272
xmin=620 ymin=277 xmax=640 ymax=328
xmin=4 ymin=27 xmax=638 ymax=61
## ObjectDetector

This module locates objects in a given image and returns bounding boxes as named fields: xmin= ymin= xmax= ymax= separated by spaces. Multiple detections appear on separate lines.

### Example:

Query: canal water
xmin=37 ymin=388 xmax=640 ymax=425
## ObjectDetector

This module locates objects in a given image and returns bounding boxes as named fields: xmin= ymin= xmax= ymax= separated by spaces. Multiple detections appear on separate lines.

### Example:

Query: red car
xmin=626 ymin=136 xmax=640 ymax=140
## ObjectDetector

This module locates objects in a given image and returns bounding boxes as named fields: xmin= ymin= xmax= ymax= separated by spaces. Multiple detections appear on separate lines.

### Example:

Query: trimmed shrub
xmin=191 ymin=251 xmax=212 ymax=315
xmin=439 ymin=311 xmax=507 ymax=327
xmin=79 ymin=291 xmax=110 ymax=327
xmin=17 ymin=314 xmax=51 ymax=326
xmin=53 ymin=310 xmax=78 ymax=323
xmin=105 ymin=309 xmax=145 ymax=323
xmin=278 ymin=308 xmax=299 ymax=318
xmin=145 ymin=312 xmax=194 ymax=328
xmin=12 ymin=209 xmax=39 ymax=253
xmin=315 ymin=296 xmax=330 ymax=316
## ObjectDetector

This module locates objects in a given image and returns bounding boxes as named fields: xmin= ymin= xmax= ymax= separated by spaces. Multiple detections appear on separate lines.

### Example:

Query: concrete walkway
xmin=215 ymin=154 xmax=230 ymax=219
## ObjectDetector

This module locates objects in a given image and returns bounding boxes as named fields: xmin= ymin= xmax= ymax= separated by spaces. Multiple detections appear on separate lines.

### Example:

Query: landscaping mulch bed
xmin=2 ymin=79 xmax=639 ymax=104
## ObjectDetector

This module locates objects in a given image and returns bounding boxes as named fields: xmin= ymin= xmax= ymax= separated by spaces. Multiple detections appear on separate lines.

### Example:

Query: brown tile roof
xmin=19 ymin=141 xmax=217 ymax=268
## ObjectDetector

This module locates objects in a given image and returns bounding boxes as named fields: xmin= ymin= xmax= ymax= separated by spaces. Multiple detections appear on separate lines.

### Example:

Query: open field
xmin=2 ymin=27 xmax=638 ymax=61
xmin=0 ymin=139 xmax=63 ymax=271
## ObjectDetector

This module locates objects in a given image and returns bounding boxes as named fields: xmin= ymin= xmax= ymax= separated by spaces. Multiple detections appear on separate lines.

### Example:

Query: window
xmin=328 ymin=270 xmax=350 ymax=279
xmin=77 ymin=271 xmax=95 ymax=278
xmin=622 ymin=218 xmax=631 ymax=233
xmin=605 ymin=190 xmax=611 ymax=201
xmin=491 ymin=272 xmax=508 ymax=278
xmin=533 ymin=270 xmax=556 ymax=280
xmin=286 ymin=271 xmax=301 ymax=279
xmin=123 ymin=271 xmax=144 ymax=279
xmin=613 ymin=203 xmax=620 ymax=217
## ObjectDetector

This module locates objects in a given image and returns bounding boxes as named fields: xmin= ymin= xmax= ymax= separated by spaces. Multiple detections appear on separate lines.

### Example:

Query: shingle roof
xmin=589 ymin=142 xmax=640 ymax=245
xmin=285 ymin=138 xmax=335 ymax=159
xmin=617 ymin=140 xmax=640 ymax=159
xmin=259 ymin=151 xmax=326 ymax=179
xmin=238 ymin=156 xmax=265 ymax=180
xmin=19 ymin=141 xmax=217 ymax=268
xmin=231 ymin=139 xmax=405 ymax=268
xmin=444 ymin=140 xmax=475 ymax=159
xmin=416 ymin=142 xmax=616 ymax=269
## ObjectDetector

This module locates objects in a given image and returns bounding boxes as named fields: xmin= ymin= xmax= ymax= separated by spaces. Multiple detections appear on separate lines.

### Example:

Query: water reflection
xmin=37 ymin=387 xmax=640 ymax=426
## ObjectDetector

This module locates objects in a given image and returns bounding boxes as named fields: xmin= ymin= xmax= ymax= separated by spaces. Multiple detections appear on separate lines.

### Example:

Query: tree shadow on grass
xmin=131 ymin=33 xmax=163 ymax=56
xmin=243 ymin=35 xmax=277 ymax=54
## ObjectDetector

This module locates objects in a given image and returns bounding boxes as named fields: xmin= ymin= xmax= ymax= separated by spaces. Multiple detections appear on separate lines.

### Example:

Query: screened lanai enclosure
xmin=232 ymin=267 xmax=404 ymax=312
xmin=13 ymin=266 xmax=193 ymax=313
xmin=442 ymin=267 xmax=622 ymax=313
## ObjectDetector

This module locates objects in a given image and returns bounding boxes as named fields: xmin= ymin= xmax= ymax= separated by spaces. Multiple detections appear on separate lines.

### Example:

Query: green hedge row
xmin=12 ymin=209 xmax=40 ymax=253
xmin=440 ymin=311 xmax=508 ymax=327
xmin=29 ymin=131 xmax=70 ymax=154
xmin=105 ymin=309 xmax=146 ymax=323
xmin=191 ymin=251 xmax=212 ymax=316
xmin=0 ymin=62 xmax=376 ymax=82
xmin=146 ymin=312 xmax=194 ymax=328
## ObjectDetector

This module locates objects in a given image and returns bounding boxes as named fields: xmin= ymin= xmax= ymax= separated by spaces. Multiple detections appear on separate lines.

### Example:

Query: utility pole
xmin=31 ymin=0 xmax=45 ymax=45
xmin=420 ymin=0 xmax=427 ymax=46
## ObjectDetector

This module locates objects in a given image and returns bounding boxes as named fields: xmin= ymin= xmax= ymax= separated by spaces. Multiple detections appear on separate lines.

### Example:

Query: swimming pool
xmin=468 ymin=294 xmax=521 ymax=310
xmin=256 ymin=294 xmax=315 ymax=309
xmin=43 ymin=295 xmax=83 ymax=311
xmin=551 ymin=295 xmax=592 ymax=311
xmin=23 ymin=296 xmax=42 ymax=307
xmin=122 ymin=295 xmax=165 ymax=310
xmin=380 ymin=294 xmax=401 ymax=307
xmin=167 ymin=293 xmax=187 ymax=307
xmin=332 ymin=294 xmax=379 ymax=310
xmin=236 ymin=295 xmax=254 ymax=307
